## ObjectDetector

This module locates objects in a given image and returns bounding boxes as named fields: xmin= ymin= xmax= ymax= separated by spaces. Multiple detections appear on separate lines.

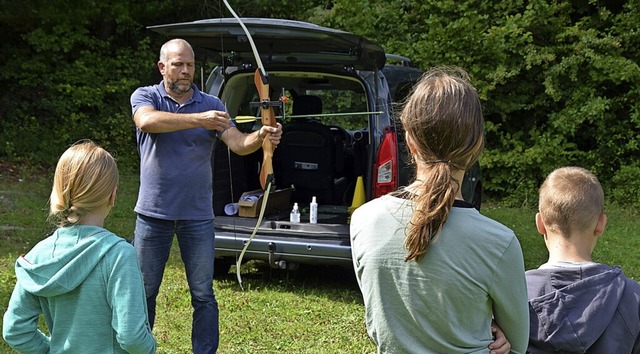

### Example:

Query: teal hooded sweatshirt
xmin=2 ymin=225 xmax=156 ymax=354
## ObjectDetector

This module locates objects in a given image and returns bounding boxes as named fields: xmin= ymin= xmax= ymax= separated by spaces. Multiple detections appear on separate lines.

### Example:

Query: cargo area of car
xmin=211 ymin=70 xmax=372 ymax=226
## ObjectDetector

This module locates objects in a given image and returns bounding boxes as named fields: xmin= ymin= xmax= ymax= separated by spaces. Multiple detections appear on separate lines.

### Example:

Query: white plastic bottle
xmin=309 ymin=196 xmax=318 ymax=224
xmin=290 ymin=202 xmax=300 ymax=223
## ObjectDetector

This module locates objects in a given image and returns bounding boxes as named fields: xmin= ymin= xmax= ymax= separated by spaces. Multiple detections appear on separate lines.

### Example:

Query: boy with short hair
xmin=526 ymin=166 xmax=640 ymax=353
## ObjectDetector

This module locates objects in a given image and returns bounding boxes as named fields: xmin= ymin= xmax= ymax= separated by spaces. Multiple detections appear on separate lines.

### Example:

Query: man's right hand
xmin=201 ymin=110 xmax=231 ymax=132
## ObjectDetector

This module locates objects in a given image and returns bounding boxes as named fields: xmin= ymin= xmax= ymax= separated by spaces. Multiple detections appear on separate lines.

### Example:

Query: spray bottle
xmin=309 ymin=196 xmax=318 ymax=224
xmin=290 ymin=203 xmax=300 ymax=223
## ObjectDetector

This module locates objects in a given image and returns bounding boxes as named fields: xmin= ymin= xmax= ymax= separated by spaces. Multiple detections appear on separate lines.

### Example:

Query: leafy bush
xmin=323 ymin=0 xmax=640 ymax=205
xmin=2 ymin=0 xmax=640 ymax=205
xmin=610 ymin=164 xmax=640 ymax=206
xmin=0 ymin=1 xmax=159 ymax=169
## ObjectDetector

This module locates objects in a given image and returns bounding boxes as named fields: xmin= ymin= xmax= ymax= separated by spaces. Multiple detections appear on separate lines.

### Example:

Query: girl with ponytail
xmin=350 ymin=67 xmax=529 ymax=353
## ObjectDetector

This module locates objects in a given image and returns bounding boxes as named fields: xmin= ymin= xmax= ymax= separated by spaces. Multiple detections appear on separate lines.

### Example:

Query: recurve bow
xmin=222 ymin=0 xmax=278 ymax=290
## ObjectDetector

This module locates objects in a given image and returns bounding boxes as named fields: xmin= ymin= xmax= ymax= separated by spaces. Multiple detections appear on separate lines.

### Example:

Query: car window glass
xmin=225 ymin=71 xmax=370 ymax=131
xmin=304 ymin=89 xmax=368 ymax=130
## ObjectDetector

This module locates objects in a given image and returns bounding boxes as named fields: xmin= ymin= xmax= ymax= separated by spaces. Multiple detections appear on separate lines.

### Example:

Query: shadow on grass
xmin=214 ymin=260 xmax=363 ymax=303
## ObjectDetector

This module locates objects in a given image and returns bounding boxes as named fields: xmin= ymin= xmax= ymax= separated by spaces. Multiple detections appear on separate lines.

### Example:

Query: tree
xmin=322 ymin=0 xmax=640 ymax=205
xmin=2 ymin=0 xmax=640 ymax=205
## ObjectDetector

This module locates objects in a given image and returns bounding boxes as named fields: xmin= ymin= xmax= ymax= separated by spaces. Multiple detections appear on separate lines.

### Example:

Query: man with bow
xmin=130 ymin=38 xmax=282 ymax=353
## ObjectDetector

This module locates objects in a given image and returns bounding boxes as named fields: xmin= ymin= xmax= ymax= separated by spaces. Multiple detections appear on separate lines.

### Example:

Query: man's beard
xmin=168 ymin=80 xmax=192 ymax=94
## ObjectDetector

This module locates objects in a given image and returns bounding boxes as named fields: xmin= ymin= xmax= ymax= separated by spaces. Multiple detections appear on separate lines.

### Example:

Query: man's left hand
xmin=260 ymin=123 xmax=282 ymax=146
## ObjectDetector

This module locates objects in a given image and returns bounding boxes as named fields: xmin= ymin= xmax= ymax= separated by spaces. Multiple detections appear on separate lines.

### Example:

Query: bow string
xmin=222 ymin=0 xmax=279 ymax=290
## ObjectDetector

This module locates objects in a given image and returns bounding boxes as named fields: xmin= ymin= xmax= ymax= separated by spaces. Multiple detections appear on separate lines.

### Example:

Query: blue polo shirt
xmin=130 ymin=82 xmax=229 ymax=220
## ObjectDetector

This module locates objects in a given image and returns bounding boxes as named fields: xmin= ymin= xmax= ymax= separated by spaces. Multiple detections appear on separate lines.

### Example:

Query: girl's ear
xmin=108 ymin=187 xmax=118 ymax=208
xmin=405 ymin=132 xmax=417 ymax=154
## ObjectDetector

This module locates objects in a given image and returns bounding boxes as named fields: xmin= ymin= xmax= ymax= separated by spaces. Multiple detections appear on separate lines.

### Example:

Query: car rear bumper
xmin=214 ymin=232 xmax=353 ymax=267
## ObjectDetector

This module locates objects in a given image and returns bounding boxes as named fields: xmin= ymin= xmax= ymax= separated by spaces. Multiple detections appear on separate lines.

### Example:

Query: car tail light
xmin=373 ymin=126 xmax=398 ymax=198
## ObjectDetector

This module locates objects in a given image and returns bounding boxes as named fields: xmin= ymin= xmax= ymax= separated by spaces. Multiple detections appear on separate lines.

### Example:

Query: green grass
xmin=2 ymin=170 xmax=640 ymax=353
xmin=0 ymin=170 xmax=373 ymax=353
xmin=482 ymin=201 xmax=640 ymax=281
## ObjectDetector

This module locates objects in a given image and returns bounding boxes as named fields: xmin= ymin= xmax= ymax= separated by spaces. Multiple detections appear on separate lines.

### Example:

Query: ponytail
xmin=399 ymin=67 xmax=483 ymax=261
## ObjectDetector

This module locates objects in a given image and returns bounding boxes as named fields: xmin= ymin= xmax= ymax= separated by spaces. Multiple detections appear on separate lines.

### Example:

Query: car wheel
xmin=214 ymin=259 xmax=233 ymax=278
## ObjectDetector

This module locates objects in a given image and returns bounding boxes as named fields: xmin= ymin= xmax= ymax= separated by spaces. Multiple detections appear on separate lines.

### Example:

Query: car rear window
xmin=222 ymin=71 xmax=369 ymax=131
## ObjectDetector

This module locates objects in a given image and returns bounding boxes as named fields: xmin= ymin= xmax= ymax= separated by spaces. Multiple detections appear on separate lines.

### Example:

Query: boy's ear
xmin=535 ymin=212 xmax=547 ymax=236
xmin=594 ymin=213 xmax=607 ymax=237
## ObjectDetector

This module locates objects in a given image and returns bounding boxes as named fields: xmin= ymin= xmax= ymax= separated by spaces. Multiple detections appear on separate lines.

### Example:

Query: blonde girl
xmin=3 ymin=140 xmax=156 ymax=353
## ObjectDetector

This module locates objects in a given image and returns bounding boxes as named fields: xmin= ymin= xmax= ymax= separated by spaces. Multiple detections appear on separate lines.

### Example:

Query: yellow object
xmin=233 ymin=116 xmax=258 ymax=124
xmin=348 ymin=176 xmax=366 ymax=213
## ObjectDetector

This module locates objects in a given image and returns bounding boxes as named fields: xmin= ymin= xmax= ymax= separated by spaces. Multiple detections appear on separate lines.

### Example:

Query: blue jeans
xmin=134 ymin=214 xmax=219 ymax=354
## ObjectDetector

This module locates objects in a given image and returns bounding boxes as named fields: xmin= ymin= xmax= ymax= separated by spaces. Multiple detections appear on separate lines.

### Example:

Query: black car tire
xmin=214 ymin=258 xmax=233 ymax=278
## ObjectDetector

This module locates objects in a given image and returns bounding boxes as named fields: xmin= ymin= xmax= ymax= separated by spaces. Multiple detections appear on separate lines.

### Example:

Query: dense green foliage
xmin=323 ymin=0 xmax=640 ymax=206
xmin=2 ymin=0 xmax=639 ymax=205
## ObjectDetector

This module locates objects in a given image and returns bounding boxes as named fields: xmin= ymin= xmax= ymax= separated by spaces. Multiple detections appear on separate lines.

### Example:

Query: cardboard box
xmin=238 ymin=188 xmax=293 ymax=218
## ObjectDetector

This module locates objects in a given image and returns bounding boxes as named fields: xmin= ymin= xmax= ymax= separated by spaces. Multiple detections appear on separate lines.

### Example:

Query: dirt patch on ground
xmin=0 ymin=161 xmax=52 ymax=184
xmin=0 ymin=162 xmax=50 ymax=220
xmin=0 ymin=162 xmax=18 ymax=183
